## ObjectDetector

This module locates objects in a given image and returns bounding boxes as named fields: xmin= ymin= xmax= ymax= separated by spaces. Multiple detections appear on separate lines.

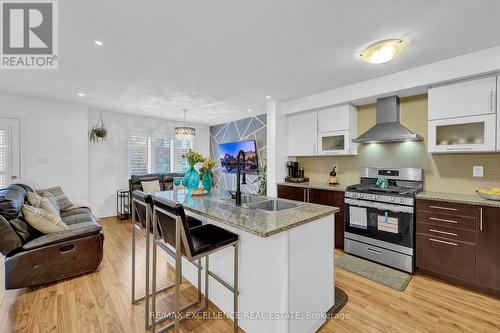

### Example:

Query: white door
xmin=0 ymin=118 xmax=21 ymax=187
xmin=287 ymin=111 xmax=318 ymax=156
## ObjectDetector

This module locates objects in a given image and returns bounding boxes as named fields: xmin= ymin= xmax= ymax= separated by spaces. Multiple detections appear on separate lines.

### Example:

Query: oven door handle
xmin=345 ymin=198 xmax=414 ymax=213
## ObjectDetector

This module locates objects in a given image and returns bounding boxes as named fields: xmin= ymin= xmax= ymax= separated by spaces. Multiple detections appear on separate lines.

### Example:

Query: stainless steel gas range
xmin=344 ymin=167 xmax=423 ymax=273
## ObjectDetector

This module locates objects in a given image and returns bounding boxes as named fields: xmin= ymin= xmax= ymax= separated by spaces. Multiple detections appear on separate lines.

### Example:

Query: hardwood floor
xmin=1 ymin=217 xmax=500 ymax=333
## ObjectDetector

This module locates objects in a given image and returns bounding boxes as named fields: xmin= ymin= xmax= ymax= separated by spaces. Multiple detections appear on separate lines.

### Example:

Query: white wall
xmin=0 ymin=92 xmax=89 ymax=201
xmin=88 ymin=109 xmax=209 ymax=217
xmin=266 ymin=101 xmax=287 ymax=197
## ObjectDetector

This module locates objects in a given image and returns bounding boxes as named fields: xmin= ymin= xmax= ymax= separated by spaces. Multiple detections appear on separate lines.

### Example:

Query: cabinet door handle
xmin=429 ymin=205 xmax=458 ymax=212
xmin=303 ymin=189 xmax=307 ymax=202
xmin=429 ymin=238 xmax=457 ymax=246
xmin=429 ymin=217 xmax=458 ymax=224
xmin=490 ymin=90 xmax=495 ymax=112
xmin=307 ymin=189 xmax=310 ymax=202
xmin=480 ymin=207 xmax=483 ymax=231
xmin=429 ymin=229 xmax=458 ymax=237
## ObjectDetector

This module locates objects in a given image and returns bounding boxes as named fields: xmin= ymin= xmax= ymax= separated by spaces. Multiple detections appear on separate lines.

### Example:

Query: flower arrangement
xmin=183 ymin=149 xmax=205 ymax=167
xmin=200 ymin=158 xmax=216 ymax=178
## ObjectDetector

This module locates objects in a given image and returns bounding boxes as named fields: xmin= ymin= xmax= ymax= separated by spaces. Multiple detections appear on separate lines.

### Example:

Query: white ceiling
xmin=1 ymin=0 xmax=500 ymax=125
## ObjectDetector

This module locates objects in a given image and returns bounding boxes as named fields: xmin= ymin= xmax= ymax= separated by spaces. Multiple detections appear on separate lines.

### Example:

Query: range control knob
xmin=390 ymin=197 xmax=395 ymax=202
xmin=359 ymin=194 xmax=364 ymax=199
xmin=400 ymin=198 xmax=405 ymax=203
xmin=373 ymin=195 xmax=378 ymax=200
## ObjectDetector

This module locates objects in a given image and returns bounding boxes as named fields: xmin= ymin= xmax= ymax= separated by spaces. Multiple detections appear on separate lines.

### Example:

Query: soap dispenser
xmin=329 ymin=165 xmax=339 ymax=185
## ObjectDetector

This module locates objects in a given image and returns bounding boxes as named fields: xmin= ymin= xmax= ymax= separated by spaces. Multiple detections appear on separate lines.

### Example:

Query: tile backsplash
xmin=297 ymin=94 xmax=500 ymax=194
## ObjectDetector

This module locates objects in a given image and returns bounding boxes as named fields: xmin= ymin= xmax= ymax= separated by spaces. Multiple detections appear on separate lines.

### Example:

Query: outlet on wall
xmin=473 ymin=166 xmax=484 ymax=177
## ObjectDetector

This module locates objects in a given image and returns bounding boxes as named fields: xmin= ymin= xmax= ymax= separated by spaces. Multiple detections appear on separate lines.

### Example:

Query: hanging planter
xmin=89 ymin=113 xmax=108 ymax=143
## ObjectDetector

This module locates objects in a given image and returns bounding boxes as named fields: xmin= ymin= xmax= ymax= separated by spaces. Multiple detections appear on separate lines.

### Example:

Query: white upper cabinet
xmin=428 ymin=76 xmax=497 ymax=120
xmin=317 ymin=104 xmax=357 ymax=155
xmin=287 ymin=104 xmax=357 ymax=156
xmin=317 ymin=105 xmax=352 ymax=132
xmin=287 ymin=111 xmax=318 ymax=156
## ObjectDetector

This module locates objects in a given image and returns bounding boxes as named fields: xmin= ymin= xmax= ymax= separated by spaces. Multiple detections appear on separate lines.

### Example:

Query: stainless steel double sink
xmin=220 ymin=194 xmax=303 ymax=212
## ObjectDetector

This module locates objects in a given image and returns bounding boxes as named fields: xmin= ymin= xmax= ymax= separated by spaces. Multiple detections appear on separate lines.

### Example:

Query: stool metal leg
xmin=151 ymin=216 xmax=158 ymax=333
xmin=234 ymin=242 xmax=239 ymax=333
xmin=174 ymin=218 xmax=182 ymax=333
xmin=144 ymin=207 xmax=150 ymax=330
xmin=205 ymin=255 xmax=209 ymax=308
xmin=131 ymin=202 xmax=136 ymax=304
xmin=197 ymin=258 xmax=202 ymax=302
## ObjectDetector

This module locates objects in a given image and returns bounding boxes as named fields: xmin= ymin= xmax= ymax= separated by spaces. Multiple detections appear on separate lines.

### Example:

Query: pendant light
xmin=175 ymin=109 xmax=196 ymax=140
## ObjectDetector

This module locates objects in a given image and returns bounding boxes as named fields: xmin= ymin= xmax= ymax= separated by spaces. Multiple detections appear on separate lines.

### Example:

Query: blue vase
xmin=184 ymin=166 xmax=200 ymax=191
xmin=202 ymin=172 xmax=212 ymax=192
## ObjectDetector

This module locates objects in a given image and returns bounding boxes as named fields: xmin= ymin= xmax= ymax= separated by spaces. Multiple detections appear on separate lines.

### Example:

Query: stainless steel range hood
xmin=352 ymin=96 xmax=423 ymax=143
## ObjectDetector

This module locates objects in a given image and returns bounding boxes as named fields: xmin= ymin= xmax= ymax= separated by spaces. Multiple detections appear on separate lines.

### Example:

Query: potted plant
xmin=89 ymin=113 xmax=108 ymax=143
xmin=253 ymin=163 xmax=267 ymax=196
xmin=182 ymin=149 xmax=205 ymax=191
xmin=200 ymin=158 xmax=216 ymax=191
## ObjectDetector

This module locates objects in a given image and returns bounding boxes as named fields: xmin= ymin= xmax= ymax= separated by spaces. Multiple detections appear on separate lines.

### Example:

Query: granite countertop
xmin=153 ymin=189 xmax=338 ymax=238
xmin=416 ymin=191 xmax=500 ymax=208
xmin=277 ymin=182 xmax=347 ymax=192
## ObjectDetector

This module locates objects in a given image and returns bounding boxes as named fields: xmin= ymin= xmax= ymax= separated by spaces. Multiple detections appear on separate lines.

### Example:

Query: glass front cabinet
xmin=428 ymin=114 xmax=496 ymax=153
xmin=317 ymin=130 xmax=354 ymax=155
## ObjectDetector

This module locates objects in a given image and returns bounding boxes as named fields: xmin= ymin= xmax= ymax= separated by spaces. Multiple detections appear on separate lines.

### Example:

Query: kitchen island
xmin=153 ymin=189 xmax=338 ymax=333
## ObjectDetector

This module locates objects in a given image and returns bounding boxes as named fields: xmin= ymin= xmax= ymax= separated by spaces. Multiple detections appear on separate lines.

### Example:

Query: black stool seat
xmin=186 ymin=215 xmax=203 ymax=229
xmin=189 ymin=224 xmax=238 ymax=257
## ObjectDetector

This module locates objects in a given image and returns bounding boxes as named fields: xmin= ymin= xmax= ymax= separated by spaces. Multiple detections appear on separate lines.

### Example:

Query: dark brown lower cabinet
xmin=476 ymin=206 xmax=500 ymax=293
xmin=277 ymin=184 xmax=344 ymax=249
xmin=416 ymin=200 xmax=500 ymax=297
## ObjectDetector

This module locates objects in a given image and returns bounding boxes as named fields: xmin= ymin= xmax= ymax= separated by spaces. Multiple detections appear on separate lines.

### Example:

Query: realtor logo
xmin=1 ymin=0 xmax=58 ymax=69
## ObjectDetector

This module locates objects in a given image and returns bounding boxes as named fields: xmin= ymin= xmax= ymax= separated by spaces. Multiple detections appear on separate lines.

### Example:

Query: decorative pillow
xmin=21 ymin=205 xmax=68 ymax=234
xmin=141 ymin=180 xmax=161 ymax=193
xmin=39 ymin=197 xmax=60 ymax=216
xmin=27 ymin=192 xmax=43 ymax=207
xmin=36 ymin=186 xmax=72 ymax=210
xmin=40 ymin=191 xmax=60 ymax=211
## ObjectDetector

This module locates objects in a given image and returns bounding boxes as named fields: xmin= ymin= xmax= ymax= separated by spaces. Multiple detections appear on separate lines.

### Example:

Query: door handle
xmin=480 ymin=207 xmax=483 ymax=231
xmin=11 ymin=175 xmax=18 ymax=179
xmin=491 ymin=90 xmax=495 ymax=111
xmin=429 ymin=238 xmax=457 ymax=246
xmin=303 ymin=189 xmax=306 ymax=202
xmin=367 ymin=247 xmax=382 ymax=255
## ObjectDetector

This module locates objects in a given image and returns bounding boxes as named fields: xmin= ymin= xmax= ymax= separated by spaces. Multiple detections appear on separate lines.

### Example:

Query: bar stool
xmin=131 ymin=190 xmax=202 ymax=329
xmin=151 ymin=195 xmax=239 ymax=333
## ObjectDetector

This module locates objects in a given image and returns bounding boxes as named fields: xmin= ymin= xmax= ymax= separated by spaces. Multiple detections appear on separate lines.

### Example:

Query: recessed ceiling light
xmin=77 ymin=92 xmax=86 ymax=97
xmin=360 ymin=39 xmax=406 ymax=64
xmin=94 ymin=40 xmax=104 ymax=47
xmin=248 ymin=109 xmax=252 ymax=112
xmin=266 ymin=96 xmax=271 ymax=99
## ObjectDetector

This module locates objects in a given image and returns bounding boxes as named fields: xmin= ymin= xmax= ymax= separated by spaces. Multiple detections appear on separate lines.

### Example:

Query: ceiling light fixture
xmin=266 ymin=96 xmax=271 ymax=99
xmin=94 ymin=40 xmax=104 ymax=47
xmin=77 ymin=92 xmax=86 ymax=97
xmin=360 ymin=39 xmax=406 ymax=64
xmin=175 ymin=109 xmax=196 ymax=140
xmin=248 ymin=109 xmax=252 ymax=112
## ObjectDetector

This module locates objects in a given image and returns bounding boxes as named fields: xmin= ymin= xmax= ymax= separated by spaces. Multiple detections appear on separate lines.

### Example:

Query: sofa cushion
xmin=22 ymin=222 xmax=102 ymax=251
xmin=22 ymin=205 xmax=68 ymax=234
xmin=61 ymin=207 xmax=95 ymax=225
xmin=9 ymin=216 xmax=40 ymax=242
xmin=0 ymin=184 xmax=27 ymax=220
xmin=0 ymin=215 xmax=23 ymax=255
xmin=36 ymin=186 xmax=72 ymax=210
xmin=141 ymin=180 xmax=161 ymax=193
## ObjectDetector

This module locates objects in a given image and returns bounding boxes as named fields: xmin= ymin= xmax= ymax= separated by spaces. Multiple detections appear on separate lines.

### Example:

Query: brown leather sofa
xmin=0 ymin=184 xmax=104 ymax=290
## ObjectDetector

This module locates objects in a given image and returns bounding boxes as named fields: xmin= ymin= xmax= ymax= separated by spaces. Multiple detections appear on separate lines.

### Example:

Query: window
xmin=174 ymin=139 xmax=193 ymax=172
xmin=129 ymin=136 xmax=151 ymax=175
xmin=128 ymin=135 xmax=193 ymax=175
xmin=154 ymin=138 xmax=172 ymax=173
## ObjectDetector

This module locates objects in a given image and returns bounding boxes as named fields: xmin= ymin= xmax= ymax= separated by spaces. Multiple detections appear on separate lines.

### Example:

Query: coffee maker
xmin=285 ymin=161 xmax=309 ymax=183
xmin=287 ymin=161 xmax=299 ymax=178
